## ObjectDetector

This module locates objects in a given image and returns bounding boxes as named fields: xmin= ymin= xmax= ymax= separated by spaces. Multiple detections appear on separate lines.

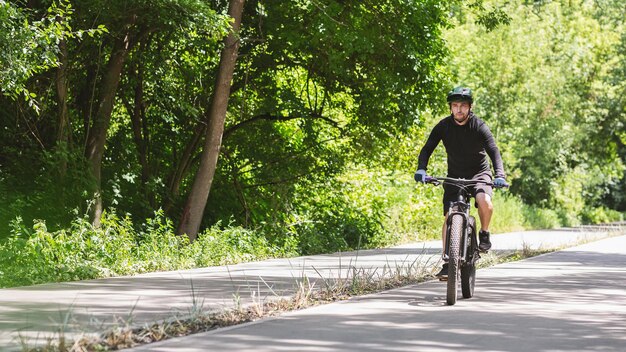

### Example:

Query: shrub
xmin=0 ymin=211 xmax=296 ymax=288
xmin=522 ymin=206 xmax=562 ymax=230
xmin=581 ymin=207 xmax=624 ymax=224
xmin=485 ymin=193 xmax=526 ymax=233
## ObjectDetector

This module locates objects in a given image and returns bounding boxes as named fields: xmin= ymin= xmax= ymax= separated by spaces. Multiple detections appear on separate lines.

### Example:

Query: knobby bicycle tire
xmin=461 ymin=216 xmax=477 ymax=298
xmin=461 ymin=263 xmax=476 ymax=298
xmin=447 ymin=214 xmax=463 ymax=305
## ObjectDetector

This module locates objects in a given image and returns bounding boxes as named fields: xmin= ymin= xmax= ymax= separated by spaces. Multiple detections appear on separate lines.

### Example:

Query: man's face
xmin=450 ymin=101 xmax=471 ymax=125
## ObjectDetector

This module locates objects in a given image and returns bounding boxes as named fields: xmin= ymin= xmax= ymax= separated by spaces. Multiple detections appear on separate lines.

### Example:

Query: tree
xmin=177 ymin=0 xmax=245 ymax=240
xmin=198 ymin=0 xmax=454 ymax=229
xmin=71 ymin=0 xmax=225 ymax=225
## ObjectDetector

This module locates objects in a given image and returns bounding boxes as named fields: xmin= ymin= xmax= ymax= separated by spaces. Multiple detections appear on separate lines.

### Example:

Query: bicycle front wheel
xmin=446 ymin=214 xmax=463 ymax=305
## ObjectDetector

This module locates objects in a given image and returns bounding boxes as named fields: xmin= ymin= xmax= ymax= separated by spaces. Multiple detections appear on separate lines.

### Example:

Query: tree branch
xmin=234 ymin=136 xmax=342 ymax=177
xmin=223 ymin=112 xmax=342 ymax=138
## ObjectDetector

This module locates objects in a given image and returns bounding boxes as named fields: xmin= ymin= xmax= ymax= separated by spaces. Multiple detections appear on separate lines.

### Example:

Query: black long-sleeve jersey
xmin=417 ymin=113 xmax=506 ymax=179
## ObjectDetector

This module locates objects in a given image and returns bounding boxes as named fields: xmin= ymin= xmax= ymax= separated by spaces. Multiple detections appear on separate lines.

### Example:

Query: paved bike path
xmin=128 ymin=233 xmax=626 ymax=352
xmin=0 ymin=225 xmax=623 ymax=350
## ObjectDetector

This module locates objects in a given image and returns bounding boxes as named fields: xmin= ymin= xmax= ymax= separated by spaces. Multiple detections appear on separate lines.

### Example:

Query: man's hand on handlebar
xmin=494 ymin=177 xmax=507 ymax=188
xmin=414 ymin=169 xmax=427 ymax=183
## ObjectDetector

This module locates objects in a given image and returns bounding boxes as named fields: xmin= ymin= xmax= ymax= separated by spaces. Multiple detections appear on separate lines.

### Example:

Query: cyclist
xmin=414 ymin=86 xmax=507 ymax=279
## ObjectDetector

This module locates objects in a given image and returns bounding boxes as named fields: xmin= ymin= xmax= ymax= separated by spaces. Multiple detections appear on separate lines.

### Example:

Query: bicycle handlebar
xmin=424 ymin=176 xmax=509 ymax=189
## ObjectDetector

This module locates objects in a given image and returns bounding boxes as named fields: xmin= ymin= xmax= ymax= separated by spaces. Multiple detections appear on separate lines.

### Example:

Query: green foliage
xmin=445 ymin=0 xmax=626 ymax=216
xmin=0 ymin=210 xmax=296 ymax=288
xmin=231 ymin=0 xmax=453 ymax=157
xmin=201 ymin=0 xmax=455 ymax=232
xmin=484 ymin=194 xmax=526 ymax=233
xmin=522 ymin=206 xmax=562 ymax=230
xmin=467 ymin=1 xmax=512 ymax=31
xmin=0 ymin=0 xmax=106 ymax=111
xmin=581 ymin=207 xmax=624 ymax=224
xmin=380 ymin=174 xmax=443 ymax=242
xmin=0 ymin=1 xmax=57 ymax=109
xmin=0 ymin=144 xmax=95 ymax=237
xmin=288 ymin=174 xmax=389 ymax=255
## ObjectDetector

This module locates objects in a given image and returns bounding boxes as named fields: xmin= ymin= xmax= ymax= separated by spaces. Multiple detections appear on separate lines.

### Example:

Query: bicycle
xmin=424 ymin=176 xmax=508 ymax=305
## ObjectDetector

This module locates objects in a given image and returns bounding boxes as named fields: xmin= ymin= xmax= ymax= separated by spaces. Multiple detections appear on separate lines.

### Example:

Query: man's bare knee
xmin=476 ymin=193 xmax=493 ymax=211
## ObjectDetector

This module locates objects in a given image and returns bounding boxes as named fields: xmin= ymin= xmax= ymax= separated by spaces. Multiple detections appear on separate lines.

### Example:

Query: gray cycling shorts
xmin=442 ymin=173 xmax=493 ymax=216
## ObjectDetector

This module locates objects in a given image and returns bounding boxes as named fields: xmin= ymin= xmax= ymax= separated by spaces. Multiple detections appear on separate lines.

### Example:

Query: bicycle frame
xmin=428 ymin=176 xmax=482 ymax=263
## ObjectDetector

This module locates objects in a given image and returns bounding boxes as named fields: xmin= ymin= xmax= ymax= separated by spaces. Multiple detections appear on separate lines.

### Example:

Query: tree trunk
xmin=129 ymin=61 xmax=152 ymax=204
xmin=164 ymin=122 xmax=205 ymax=213
xmin=177 ymin=0 xmax=245 ymax=240
xmin=55 ymin=36 xmax=71 ymax=186
xmin=84 ymin=33 xmax=132 ymax=227
xmin=56 ymin=38 xmax=70 ymax=147
xmin=77 ymin=59 xmax=98 ymax=135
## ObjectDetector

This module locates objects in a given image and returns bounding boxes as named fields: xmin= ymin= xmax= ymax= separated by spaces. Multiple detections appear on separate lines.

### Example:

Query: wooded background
xmin=0 ymin=1 xmax=624 ymax=286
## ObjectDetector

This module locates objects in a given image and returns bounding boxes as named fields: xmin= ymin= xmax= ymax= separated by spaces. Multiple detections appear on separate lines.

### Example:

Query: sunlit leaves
xmin=445 ymin=0 xmax=626 ymax=217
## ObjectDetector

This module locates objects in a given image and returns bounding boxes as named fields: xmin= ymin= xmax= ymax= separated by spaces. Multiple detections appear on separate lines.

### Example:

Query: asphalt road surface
xmin=128 ymin=234 xmax=626 ymax=352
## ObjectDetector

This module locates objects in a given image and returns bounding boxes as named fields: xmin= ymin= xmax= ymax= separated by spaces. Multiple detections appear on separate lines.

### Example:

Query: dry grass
xmin=22 ymin=254 xmax=439 ymax=352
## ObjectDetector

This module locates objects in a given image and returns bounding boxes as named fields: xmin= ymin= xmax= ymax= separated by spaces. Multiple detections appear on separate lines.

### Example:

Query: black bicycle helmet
xmin=446 ymin=86 xmax=473 ymax=103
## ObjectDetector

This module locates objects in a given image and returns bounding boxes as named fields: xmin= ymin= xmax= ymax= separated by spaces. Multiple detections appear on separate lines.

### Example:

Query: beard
xmin=453 ymin=112 xmax=469 ymax=124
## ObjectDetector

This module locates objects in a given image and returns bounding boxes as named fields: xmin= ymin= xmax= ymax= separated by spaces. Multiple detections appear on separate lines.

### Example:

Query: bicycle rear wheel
xmin=462 ymin=216 xmax=477 ymax=298
xmin=461 ymin=263 xmax=476 ymax=298
xmin=446 ymin=214 xmax=463 ymax=305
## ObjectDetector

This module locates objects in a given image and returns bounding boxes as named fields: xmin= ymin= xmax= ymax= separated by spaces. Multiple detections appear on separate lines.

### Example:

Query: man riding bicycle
xmin=414 ymin=87 xmax=507 ymax=279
